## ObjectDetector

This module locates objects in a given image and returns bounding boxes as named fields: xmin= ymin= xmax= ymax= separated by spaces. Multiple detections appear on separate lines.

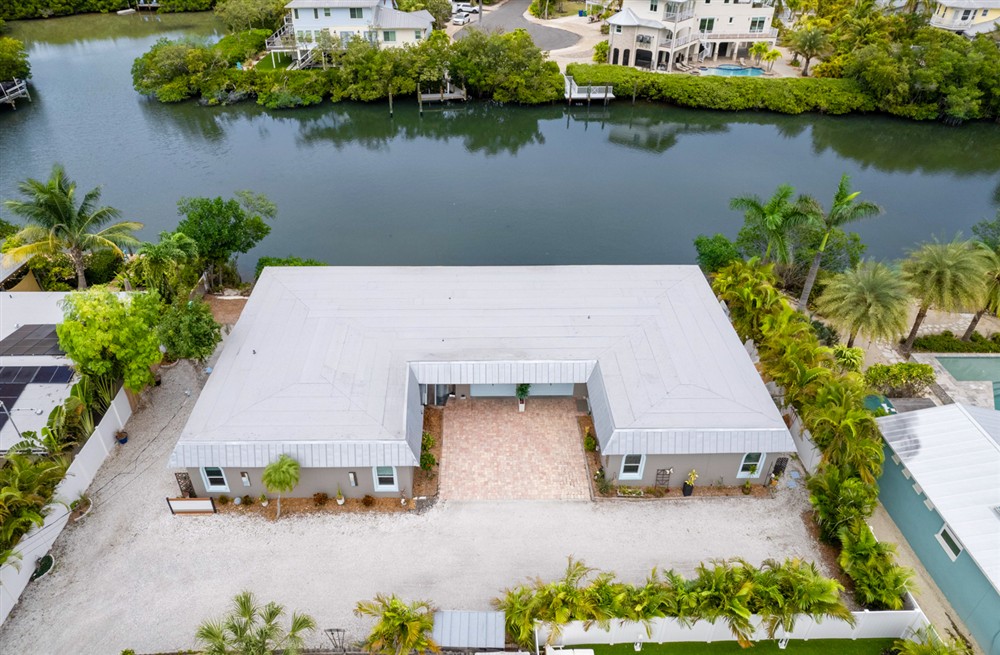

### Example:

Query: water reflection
xmin=8 ymin=12 xmax=223 ymax=47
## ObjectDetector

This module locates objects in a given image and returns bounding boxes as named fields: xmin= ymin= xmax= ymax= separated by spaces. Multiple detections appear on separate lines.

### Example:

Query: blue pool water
xmin=936 ymin=356 xmax=1000 ymax=409
xmin=700 ymin=64 xmax=766 ymax=77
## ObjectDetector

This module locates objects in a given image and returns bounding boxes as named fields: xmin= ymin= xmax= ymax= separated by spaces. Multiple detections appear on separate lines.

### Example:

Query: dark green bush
xmin=419 ymin=431 xmax=436 ymax=471
xmin=158 ymin=299 xmax=222 ymax=362
xmin=255 ymin=255 xmax=328 ymax=279
xmin=583 ymin=429 xmax=597 ymax=452
xmin=864 ymin=362 xmax=936 ymax=397
xmin=912 ymin=330 xmax=1000 ymax=353
xmin=693 ymin=233 xmax=740 ymax=273
xmin=157 ymin=0 xmax=213 ymax=11
xmin=84 ymin=250 xmax=125 ymax=286
xmin=811 ymin=319 xmax=839 ymax=347
xmin=215 ymin=29 xmax=270 ymax=65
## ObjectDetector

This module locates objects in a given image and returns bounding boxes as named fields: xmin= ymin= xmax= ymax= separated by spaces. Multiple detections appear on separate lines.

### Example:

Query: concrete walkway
xmin=455 ymin=0 xmax=581 ymax=50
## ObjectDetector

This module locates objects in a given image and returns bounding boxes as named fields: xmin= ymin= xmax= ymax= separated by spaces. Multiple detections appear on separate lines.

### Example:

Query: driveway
xmin=0 ymin=363 xmax=829 ymax=655
xmin=439 ymin=397 xmax=591 ymax=501
xmin=456 ymin=0 xmax=581 ymax=51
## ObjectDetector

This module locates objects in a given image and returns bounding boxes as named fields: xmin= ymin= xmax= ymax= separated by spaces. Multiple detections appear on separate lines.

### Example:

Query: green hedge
xmin=864 ymin=363 xmax=936 ymax=397
xmin=566 ymin=64 xmax=875 ymax=115
xmin=913 ymin=330 xmax=1000 ymax=353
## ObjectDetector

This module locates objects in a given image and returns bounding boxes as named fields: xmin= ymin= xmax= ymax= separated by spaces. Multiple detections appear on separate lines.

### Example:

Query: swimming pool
xmin=700 ymin=64 xmax=766 ymax=77
xmin=936 ymin=356 xmax=1000 ymax=408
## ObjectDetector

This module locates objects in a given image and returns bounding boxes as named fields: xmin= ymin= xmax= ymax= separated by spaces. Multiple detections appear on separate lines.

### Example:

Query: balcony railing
xmin=658 ymin=32 xmax=701 ymax=48
xmin=929 ymin=14 xmax=976 ymax=28
xmin=699 ymin=27 xmax=778 ymax=40
xmin=662 ymin=11 xmax=695 ymax=22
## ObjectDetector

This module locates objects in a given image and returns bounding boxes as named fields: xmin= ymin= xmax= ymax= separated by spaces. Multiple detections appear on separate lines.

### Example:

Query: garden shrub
xmin=912 ymin=330 xmax=1000 ymax=354
xmin=811 ymin=319 xmax=839 ymax=347
xmin=864 ymin=363 xmax=935 ymax=397
xmin=693 ymin=233 xmax=740 ymax=273
xmin=313 ymin=492 xmax=328 ymax=506
xmin=255 ymin=255 xmax=328 ymax=279
xmin=0 ymin=36 xmax=31 ymax=80
xmin=592 ymin=40 xmax=609 ymax=64
xmin=158 ymin=299 xmax=223 ymax=362
xmin=419 ymin=431 xmax=437 ymax=471
xmin=215 ymin=29 xmax=270 ymax=65
xmin=583 ymin=429 xmax=597 ymax=452
xmin=83 ymin=250 xmax=125 ymax=286
xmin=361 ymin=494 xmax=375 ymax=507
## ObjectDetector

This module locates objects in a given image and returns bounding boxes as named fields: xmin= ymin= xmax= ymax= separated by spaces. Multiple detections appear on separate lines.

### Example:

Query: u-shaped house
xmin=168 ymin=266 xmax=793 ymax=499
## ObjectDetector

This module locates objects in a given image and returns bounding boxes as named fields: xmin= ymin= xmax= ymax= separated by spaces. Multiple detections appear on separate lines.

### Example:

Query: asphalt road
xmin=456 ymin=0 xmax=582 ymax=50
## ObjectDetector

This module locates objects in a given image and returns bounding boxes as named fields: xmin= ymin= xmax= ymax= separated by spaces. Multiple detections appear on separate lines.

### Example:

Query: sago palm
xmin=2 ymin=164 xmax=143 ymax=289
xmin=729 ymin=185 xmax=814 ymax=265
xmin=901 ymin=240 xmax=990 ymax=354
xmin=797 ymin=175 xmax=883 ymax=310
xmin=195 ymin=590 xmax=316 ymax=655
xmin=354 ymin=594 xmax=440 ymax=655
xmin=815 ymin=261 xmax=909 ymax=347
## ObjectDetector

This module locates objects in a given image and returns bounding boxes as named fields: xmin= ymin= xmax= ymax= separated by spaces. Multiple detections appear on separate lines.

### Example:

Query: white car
xmin=453 ymin=2 xmax=479 ymax=13
xmin=452 ymin=12 xmax=471 ymax=24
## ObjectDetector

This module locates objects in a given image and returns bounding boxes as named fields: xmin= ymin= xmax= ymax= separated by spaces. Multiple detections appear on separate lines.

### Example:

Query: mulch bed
xmin=413 ymin=405 xmax=444 ymax=498
xmin=216 ymin=495 xmax=413 ymax=520
xmin=204 ymin=294 xmax=248 ymax=326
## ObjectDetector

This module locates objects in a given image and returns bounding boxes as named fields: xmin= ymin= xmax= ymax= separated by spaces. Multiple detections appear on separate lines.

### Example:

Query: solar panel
xmin=0 ymin=324 xmax=64 ymax=356
xmin=50 ymin=367 xmax=74 ymax=383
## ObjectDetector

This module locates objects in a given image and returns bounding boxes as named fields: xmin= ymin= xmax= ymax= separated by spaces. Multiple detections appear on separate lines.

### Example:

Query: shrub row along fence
xmin=0 ymin=387 xmax=133 ymax=626
xmin=711 ymin=259 xmax=916 ymax=613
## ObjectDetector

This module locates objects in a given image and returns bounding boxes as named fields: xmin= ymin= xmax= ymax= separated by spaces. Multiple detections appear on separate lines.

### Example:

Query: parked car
xmin=453 ymin=2 xmax=479 ymax=13
xmin=452 ymin=12 xmax=471 ymax=24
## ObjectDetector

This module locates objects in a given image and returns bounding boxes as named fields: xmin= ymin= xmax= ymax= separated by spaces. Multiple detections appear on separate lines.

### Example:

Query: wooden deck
xmin=0 ymin=79 xmax=31 ymax=109
xmin=564 ymin=75 xmax=614 ymax=104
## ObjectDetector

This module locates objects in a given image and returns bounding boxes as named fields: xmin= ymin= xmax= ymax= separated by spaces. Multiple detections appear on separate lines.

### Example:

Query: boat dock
xmin=564 ymin=75 xmax=615 ymax=105
xmin=0 ymin=79 xmax=31 ymax=109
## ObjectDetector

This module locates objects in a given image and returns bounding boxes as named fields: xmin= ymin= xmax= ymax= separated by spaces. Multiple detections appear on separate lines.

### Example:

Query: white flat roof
xmin=170 ymin=266 xmax=789 ymax=469
xmin=878 ymin=404 xmax=1000 ymax=594
xmin=0 ymin=292 xmax=69 ymax=341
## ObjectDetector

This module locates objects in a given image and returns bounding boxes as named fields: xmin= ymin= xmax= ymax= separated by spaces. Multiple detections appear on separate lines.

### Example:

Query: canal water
xmin=2 ymin=13 xmax=999 ymax=276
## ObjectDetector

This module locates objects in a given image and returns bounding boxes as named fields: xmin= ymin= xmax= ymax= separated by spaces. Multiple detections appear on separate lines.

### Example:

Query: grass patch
xmin=587 ymin=640 xmax=896 ymax=655
xmin=253 ymin=52 xmax=292 ymax=70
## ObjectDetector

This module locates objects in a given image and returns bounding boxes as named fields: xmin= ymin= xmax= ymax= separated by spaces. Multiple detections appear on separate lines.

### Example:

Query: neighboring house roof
xmin=169 ymin=266 xmax=790 ymax=470
xmin=432 ymin=611 xmax=505 ymax=649
xmin=963 ymin=16 xmax=1000 ymax=32
xmin=878 ymin=404 xmax=1000 ymax=594
xmin=286 ymin=0 xmax=379 ymax=7
xmin=935 ymin=0 xmax=1000 ymax=7
xmin=607 ymin=8 xmax=664 ymax=29
xmin=373 ymin=5 xmax=433 ymax=29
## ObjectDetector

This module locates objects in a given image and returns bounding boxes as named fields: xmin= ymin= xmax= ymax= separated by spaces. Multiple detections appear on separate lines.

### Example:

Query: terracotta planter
xmin=682 ymin=482 xmax=694 ymax=497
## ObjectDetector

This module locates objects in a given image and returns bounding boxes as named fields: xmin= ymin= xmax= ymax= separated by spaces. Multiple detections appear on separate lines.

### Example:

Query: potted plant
xmin=258 ymin=493 xmax=269 ymax=507
xmin=682 ymin=469 xmax=697 ymax=496
xmin=70 ymin=493 xmax=92 ymax=521
xmin=114 ymin=430 xmax=128 ymax=445
xmin=742 ymin=479 xmax=753 ymax=495
xmin=336 ymin=485 xmax=345 ymax=505
xmin=516 ymin=383 xmax=530 ymax=412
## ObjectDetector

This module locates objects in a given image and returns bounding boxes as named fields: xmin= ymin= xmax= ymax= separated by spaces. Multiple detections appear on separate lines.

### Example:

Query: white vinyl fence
xmin=0 ymin=387 xmax=133 ymax=626
xmin=537 ymin=601 xmax=930 ymax=648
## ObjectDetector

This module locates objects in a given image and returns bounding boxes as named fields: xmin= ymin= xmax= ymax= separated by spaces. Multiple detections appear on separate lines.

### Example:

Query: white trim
xmin=619 ymin=454 xmax=645 ymax=481
xmin=373 ymin=465 xmax=398 ymax=492
xmin=201 ymin=466 xmax=229 ymax=493
xmin=737 ymin=452 xmax=765 ymax=479
xmin=935 ymin=524 xmax=963 ymax=561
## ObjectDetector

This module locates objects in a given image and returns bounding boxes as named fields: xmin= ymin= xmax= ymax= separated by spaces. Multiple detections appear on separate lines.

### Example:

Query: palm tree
xmin=894 ymin=627 xmax=972 ymax=655
xmin=690 ymin=559 xmax=756 ymax=647
xmin=838 ymin=521 xmax=914 ymax=610
xmin=730 ymin=184 xmax=814 ymax=265
xmin=261 ymin=454 xmax=300 ymax=519
xmin=757 ymin=558 xmax=853 ymax=640
xmin=962 ymin=247 xmax=1000 ymax=341
xmin=901 ymin=240 xmax=990 ymax=354
xmin=711 ymin=258 xmax=784 ymax=344
xmin=749 ymin=41 xmax=770 ymax=66
xmin=355 ymin=594 xmax=440 ymax=655
xmin=195 ymin=590 xmax=316 ymax=655
xmin=2 ymin=164 xmax=143 ymax=289
xmin=789 ymin=26 xmax=830 ymax=76
xmin=806 ymin=464 xmax=878 ymax=542
xmin=796 ymin=175 xmax=883 ymax=310
xmin=762 ymin=49 xmax=782 ymax=71
xmin=135 ymin=231 xmax=199 ymax=303
xmin=815 ymin=261 xmax=909 ymax=347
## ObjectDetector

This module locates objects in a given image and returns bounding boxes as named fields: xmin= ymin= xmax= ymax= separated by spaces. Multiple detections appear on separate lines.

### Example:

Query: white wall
xmin=0 ymin=292 xmax=69 ymax=340
xmin=0 ymin=387 xmax=132 ymax=626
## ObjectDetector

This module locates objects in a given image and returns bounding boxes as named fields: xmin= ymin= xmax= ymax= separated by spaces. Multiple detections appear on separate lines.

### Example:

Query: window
xmin=350 ymin=7 xmax=364 ymax=18
xmin=961 ymin=8 xmax=972 ymax=19
xmin=373 ymin=466 xmax=398 ymax=491
xmin=383 ymin=30 xmax=396 ymax=42
xmin=314 ymin=8 xmax=318 ymax=18
xmin=935 ymin=525 xmax=963 ymax=561
xmin=341 ymin=30 xmax=354 ymax=41
xmin=699 ymin=17 xmax=714 ymax=32
xmin=615 ymin=24 xmax=622 ymax=33
xmin=296 ymin=30 xmax=304 ymax=40
xmin=415 ymin=29 xmax=423 ymax=39
xmin=240 ymin=472 xmax=251 ymax=487
xmin=983 ymin=9 xmax=989 ymax=16
xmin=293 ymin=8 xmax=299 ymax=19
xmin=737 ymin=452 xmax=765 ymax=478
xmin=749 ymin=16 xmax=766 ymax=32
xmin=650 ymin=0 xmax=658 ymax=10
xmin=620 ymin=454 xmax=645 ymax=480
xmin=202 ymin=467 xmax=229 ymax=492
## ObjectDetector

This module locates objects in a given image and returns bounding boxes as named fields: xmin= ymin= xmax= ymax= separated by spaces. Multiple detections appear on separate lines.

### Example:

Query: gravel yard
xmin=0 ymin=363 xmax=828 ymax=655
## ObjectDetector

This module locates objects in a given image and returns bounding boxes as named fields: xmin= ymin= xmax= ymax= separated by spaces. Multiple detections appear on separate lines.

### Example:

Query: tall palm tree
xmin=2 ymin=164 xmax=143 ymax=289
xmin=790 ymin=26 xmax=830 ymax=76
xmin=815 ymin=261 xmax=909 ymax=347
xmin=901 ymin=240 xmax=990 ymax=354
xmin=355 ymin=594 xmax=440 ymax=655
xmin=195 ymin=590 xmax=316 ymax=655
xmin=796 ymin=175 xmax=883 ymax=310
xmin=762 ymin=49 xmax=782 ymax=71
xmin=729 ymin=185 xmax=814 ymax=266
xmin=962 ymin=247 xmax=1000 ymax=341
xmin=135 ymin=231 xmax=199 ymax=303
xmin=261 ymin=454 xmax=300 ymax=519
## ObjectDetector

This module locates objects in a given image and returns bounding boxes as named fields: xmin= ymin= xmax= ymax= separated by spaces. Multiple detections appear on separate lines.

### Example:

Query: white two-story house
xmin=266 ymin=0 xmax=433 ymax=66
xmin=929 ymin=0 xmax=1000 ymax=36
xmin=605 ymin=0 xmax=777 ymax=71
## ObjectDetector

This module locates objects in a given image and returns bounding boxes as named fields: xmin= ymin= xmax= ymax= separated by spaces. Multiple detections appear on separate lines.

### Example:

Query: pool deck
xmin=911 ymin=353 xmax=998 ymax=409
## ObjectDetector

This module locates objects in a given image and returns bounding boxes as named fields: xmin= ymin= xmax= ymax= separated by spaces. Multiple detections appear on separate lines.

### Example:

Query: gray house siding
xmin=187 ymin=466 xmax=414 ymax=499
xmin=605 ymin=452 xmax=788 ymax=488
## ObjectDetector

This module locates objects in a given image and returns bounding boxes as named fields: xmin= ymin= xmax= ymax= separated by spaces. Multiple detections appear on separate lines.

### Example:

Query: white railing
xmin=662 ymin=11 xmax=694 ymax=22
xmin=660 ymin=32 xmax=701 ymax=48
xmin=0 ymin=388 xmax=133 ymax=626
xmin=265 ymin=22 xmax=296 ymax=50
xmin=700 ymin=27 xmax=778 ymax=40
xmin=929 ymin=14 xmax=975 ymax=28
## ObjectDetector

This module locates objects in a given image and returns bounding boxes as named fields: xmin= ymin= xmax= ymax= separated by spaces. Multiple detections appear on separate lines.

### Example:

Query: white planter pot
xmin=336 ymin=496 xmax=345 ymax=505
xmin=518 ymin=399 xmax=526 ymax=412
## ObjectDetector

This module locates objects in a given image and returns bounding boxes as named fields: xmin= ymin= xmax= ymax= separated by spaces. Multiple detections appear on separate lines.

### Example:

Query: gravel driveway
xmin=0 ymin=363 xmax=826 ymax=655
xmin=456 ymin=0 xmax=581 ymax=51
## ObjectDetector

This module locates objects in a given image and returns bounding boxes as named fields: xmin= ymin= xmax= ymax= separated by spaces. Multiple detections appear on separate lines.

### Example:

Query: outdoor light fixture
xmin=348 ymin=471 xmax=358 ymax=487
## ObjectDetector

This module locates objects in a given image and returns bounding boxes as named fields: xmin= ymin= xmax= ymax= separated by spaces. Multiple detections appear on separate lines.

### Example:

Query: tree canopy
xmin=0 ymin=36 xmax=30 ymax=80
xmin=176 ymin=191 xmax=275 ymax=280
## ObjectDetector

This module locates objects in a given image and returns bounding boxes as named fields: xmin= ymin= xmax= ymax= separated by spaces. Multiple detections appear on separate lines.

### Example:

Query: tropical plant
xmin=807 ymin=465 xmax=878 ymax=542
xmin=261 ymin=454 xmax=300 ymax=519
xmin=864 ymin=362 xmax=935 ymax=397
xmin=354 ymin=594 xmax=440 ymax=655
xmin=762 ymin=48 xmax=782 ymax=71
xmin=756 ymin=558 xmax=853 ymax=639
xmin=894 ymin=627 xmax=972 ymax=655
xmin=691 ymin=559 xmax=756 ymax=647
xmin=419 ymin=431 xmax=437 ymax=472
xmin=729 ymin=185 xmax=814 ymax=265
xmin=815 ymin=261 xmax=909 ymax=347
xmin=2 ymin=164 xmax=143 ymax=289
xmin=158 ymin=299 xmax=222 ymax=362
xmin=838 ymin=521 xmax=915 ymax=610
xmin=693 ymin=233 xmax=740 ymax=273
xmin=711 ymin=258 xmax=783 ymax=344
xmin=802 ymin=379 xmax=884 ymax=484
xmin=195 ymin=590 xmax=316 ymax=655
xmin=135 ymin=231 xmax=199 ymax=303
xmin=796 ymin=175 xmax=883 ymax=310
xmin=0 ymin=454 xmax=69 ymax=565
xmin=789 ymin=26 xmax=831 ymax=76
xmin=749 ymin=41 xmax=770 ymax=66
xmin=832 ymin=344 xmax=864 ymax=372
xmin=516 ymin=383 xmax=531 ymax=400
xmin=961 ymin=247 xmax=1000 ymax=341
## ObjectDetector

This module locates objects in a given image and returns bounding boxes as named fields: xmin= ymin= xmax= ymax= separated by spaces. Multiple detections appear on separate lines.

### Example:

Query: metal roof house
xmin=877 ymin=404 xmax=1000 ymax=655
xmin=169 ymin=266 xmax=792 ymax=499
